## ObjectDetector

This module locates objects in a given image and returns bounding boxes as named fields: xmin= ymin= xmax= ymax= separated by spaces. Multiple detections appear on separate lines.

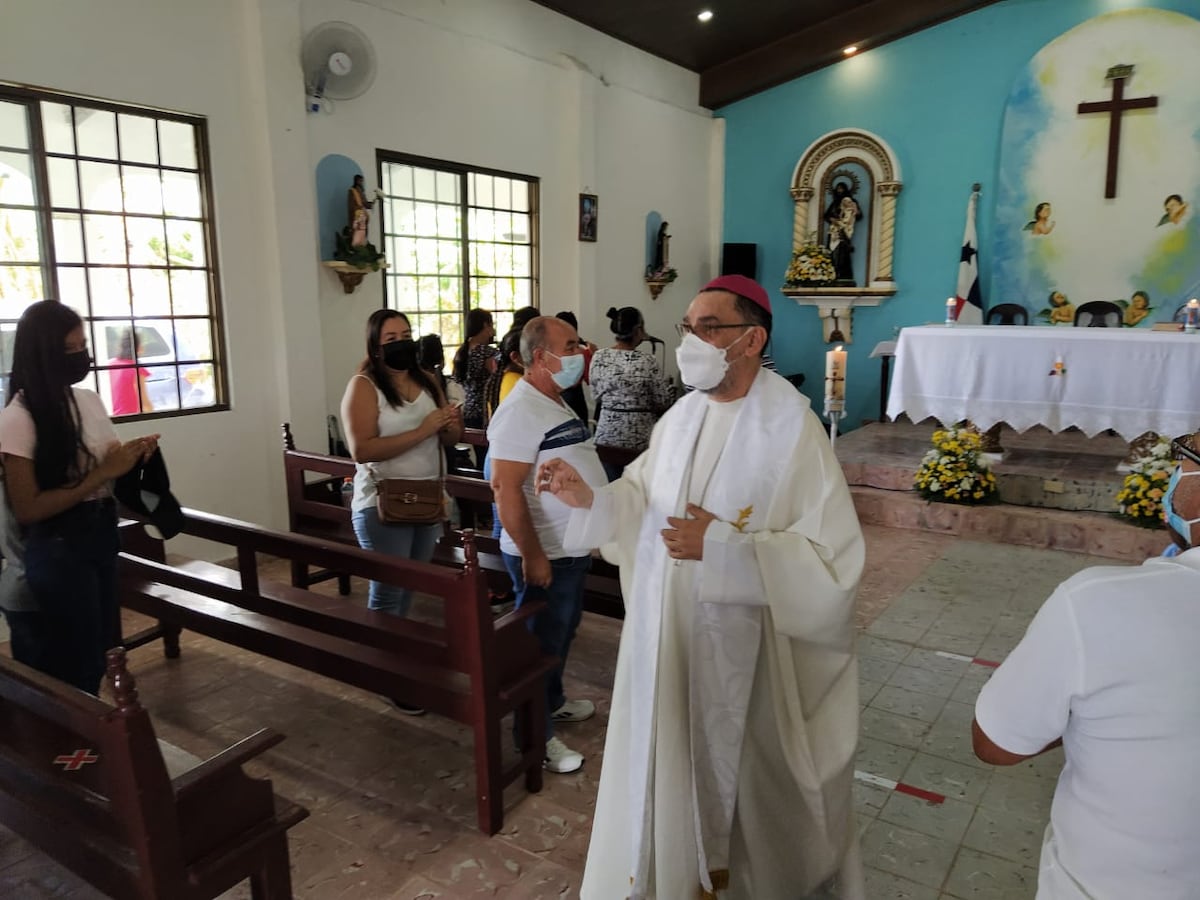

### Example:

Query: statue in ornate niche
xmin=823 ymin=175 xmax=863 ymax=285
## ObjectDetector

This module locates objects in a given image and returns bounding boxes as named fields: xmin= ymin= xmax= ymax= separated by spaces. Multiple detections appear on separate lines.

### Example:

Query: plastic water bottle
xmin=341 ymin=475 xmax=354 ymax=505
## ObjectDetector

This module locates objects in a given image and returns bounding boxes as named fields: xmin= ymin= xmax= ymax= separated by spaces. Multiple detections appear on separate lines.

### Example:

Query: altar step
xmin=840 ymin=422 xmax=1164 ymax=563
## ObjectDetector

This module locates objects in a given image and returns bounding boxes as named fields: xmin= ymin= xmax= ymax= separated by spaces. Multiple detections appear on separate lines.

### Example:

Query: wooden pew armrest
xmin=171 ymin=728 xmax=284 ymax=800
xmin=493 ymin=599 xmax=544 ymax=632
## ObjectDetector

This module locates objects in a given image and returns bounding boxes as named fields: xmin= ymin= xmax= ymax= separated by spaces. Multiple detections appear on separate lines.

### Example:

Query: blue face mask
xmin=546 ymin=350 xmax=585 ymax=389
xmin=1162 ymin=465 xmax=1200 ymax=546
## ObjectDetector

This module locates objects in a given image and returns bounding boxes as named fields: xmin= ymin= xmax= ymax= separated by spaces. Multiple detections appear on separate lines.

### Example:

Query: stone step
xmin=838 ymin=421 xmax=1132 ymax=514
xmin=850 ymin=485 xmax=1165 ymax=563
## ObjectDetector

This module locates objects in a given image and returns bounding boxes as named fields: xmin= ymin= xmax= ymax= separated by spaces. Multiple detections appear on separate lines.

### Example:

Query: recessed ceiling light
xmin=843 ymin=45 xmax=858 ymax=56
xmin=697 ymin=10 xmax=714 ymax=23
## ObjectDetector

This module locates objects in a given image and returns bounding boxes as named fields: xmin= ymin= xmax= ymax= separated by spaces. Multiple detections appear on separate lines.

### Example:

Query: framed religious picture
xmin=578 ymin=193 xmax=598 ymax=242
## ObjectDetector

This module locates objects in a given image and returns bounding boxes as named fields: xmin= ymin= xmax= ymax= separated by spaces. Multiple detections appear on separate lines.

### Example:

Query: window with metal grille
xmin=0 ymin=85 xmax=226 ymax=419
xmin=378 ymin=152 xmax=538 ymax=347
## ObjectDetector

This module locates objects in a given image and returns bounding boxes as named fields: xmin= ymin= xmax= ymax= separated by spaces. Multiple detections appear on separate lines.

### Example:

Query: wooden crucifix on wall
xmin=1076 ymin=64 xmax=1158 ymax=199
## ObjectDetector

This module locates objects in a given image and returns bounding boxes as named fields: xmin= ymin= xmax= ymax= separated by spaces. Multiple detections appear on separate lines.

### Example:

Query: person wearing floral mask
xmin=536 ymin=276 xmax=867 ymax=898
xmin=0 ymin=301 xmax=159 ymax=695
xmin=487 ymin=316 xmax=608 ymax=775
xmin=972 ymin=434 xmax=1200 ymax=898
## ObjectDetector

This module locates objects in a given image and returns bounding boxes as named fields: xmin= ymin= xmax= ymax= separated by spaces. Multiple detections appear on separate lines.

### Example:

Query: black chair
xmin=986 ymin=303 xmax=1029 ymax=326
xmin=1174 ymin=303 xmax=1190 ymax=324
xmin=1074 ymin=301 xmax=1122 ymax=327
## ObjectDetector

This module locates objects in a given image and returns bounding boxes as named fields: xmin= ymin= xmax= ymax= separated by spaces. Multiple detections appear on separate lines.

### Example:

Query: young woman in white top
xmin=0 ymin=301 xmax=158 ymax=694
xmin=340 ymin=310 xmax=462 ymax=621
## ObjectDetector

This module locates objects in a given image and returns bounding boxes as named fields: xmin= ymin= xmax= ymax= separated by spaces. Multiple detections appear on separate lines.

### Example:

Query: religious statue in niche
xmin=348 ymin=175 xmax=373 ymax=246
xmin=1023 ymin=201 xmax=1056 ymax=235
xmin=653 ymin=223 xmax=670 ymax=270
xmin=644 ymin=219 xmax=677 ymax=297
xmin=823 ymin=171 xmax=863 ymax=285
xmin=1037 ymin=290 xmax=1075 ymax=325
xmin=1157 ymin=193 xmax=1190 ymax=228
xmin=333 ymin=175 xmax=385 ymax=270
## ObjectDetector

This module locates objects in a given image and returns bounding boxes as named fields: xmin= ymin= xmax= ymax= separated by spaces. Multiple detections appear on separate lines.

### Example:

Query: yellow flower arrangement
xmin=1115 ymin=436 xmax=1174 ymax=527
xmin=784 ymin=234 xmax=836 ymax=287
xmin=913 ymin=426 xmax=999 ymax=505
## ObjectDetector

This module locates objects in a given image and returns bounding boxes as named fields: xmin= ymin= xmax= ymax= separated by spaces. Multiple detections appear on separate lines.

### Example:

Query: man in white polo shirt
xmin=488 ymin=316 xmax=608 ymax=774
xmin=973 ymin=432 xmax=1200 ymax=898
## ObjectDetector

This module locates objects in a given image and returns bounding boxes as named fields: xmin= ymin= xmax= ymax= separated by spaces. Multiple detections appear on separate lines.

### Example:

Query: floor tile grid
xmin=0 ymin=538 xmax=1121 ymax=899
xmin=855 ymin=542 xmax=1103 ymax=898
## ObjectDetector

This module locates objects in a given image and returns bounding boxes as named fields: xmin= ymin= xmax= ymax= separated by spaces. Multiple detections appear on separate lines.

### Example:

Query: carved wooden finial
xmin=106 ymin=648 xmax=143 ymax=715
xmin=461 ymin=528 xmax=479 ymax=575
xmin=281 ymin=422 xmax=295 ymax=451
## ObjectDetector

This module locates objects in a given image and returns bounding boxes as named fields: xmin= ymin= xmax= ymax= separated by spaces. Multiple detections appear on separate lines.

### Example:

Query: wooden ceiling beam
xmin=699 ymin=0 xmax=1001 ymax=108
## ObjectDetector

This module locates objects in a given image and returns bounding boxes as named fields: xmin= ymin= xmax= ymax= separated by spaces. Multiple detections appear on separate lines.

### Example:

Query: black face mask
xmin=63 ymin=350 xmax=92 ymax=385
xmin=382 ymin=339 xmax=419 ymax=371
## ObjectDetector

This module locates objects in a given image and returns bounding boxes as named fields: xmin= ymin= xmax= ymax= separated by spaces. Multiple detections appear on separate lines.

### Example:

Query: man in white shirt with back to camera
xmin=973 ymin=431 xmax=1200 ymax=899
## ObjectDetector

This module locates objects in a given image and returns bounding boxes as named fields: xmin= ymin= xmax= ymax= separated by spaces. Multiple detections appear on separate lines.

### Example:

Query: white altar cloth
xmin=885 ymin=325 xmax=1200 ymax=441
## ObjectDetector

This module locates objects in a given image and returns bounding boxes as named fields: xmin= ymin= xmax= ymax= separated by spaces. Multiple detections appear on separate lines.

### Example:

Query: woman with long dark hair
xmin=452 ymin=308 xmax=495 ymax=429
xmin=0 ymin=301 xmax=158 ymax=694
xmin=340 ymin=310 xmax=463 ymax=629
xmin=483 ymin=328 xmax=524 ymax=422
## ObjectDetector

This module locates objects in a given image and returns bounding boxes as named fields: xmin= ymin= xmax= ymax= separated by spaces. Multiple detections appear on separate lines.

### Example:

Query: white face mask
xmin=675 ymin=329 xmax=750 ymax=391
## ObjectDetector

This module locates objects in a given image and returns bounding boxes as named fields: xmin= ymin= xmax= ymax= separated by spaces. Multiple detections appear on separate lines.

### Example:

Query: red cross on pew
xmin=54 ymin=749 xmax=99 ymax=771
xmin=1077 ymin=64 xmax=1158 ymax=199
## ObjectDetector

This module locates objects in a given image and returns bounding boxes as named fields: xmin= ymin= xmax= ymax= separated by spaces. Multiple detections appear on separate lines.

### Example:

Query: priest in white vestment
xmin=538 ymin=276 xmax=866 ymax=900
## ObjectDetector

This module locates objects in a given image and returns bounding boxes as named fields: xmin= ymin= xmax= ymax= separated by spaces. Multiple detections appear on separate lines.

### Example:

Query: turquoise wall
xmin=718 ymin=0 xmax=1200 ymax=429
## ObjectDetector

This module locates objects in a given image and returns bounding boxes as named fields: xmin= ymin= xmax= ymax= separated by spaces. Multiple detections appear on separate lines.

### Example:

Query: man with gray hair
xmin=487 ymin=315 xmax=608 ymax=774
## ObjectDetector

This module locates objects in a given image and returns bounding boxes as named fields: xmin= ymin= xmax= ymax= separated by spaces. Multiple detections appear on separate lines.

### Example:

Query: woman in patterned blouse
xmin=452 ymin=308 xmax=496 ymax=429
xmin=589 ymin=306 xmax=674 ymax=478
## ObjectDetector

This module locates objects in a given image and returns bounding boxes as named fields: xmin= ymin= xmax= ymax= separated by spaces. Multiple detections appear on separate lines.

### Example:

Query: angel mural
xmin=1037 ymin=290 xmax=1074 ymax=325
xmin=1022 ymin=201 xmax=1056 ymax=236
xmin=1157 ymin=194 xmax=1190 ymax=228
xmin=1118 ymin=290 xmax=1153 ymax=326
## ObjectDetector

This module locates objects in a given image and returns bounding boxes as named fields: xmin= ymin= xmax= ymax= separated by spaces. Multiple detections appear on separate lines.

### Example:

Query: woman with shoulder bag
xmin=0 ymin=301 xmax=159 ymax=695
xmin=340 ymin=310 xmax=463 ymax=627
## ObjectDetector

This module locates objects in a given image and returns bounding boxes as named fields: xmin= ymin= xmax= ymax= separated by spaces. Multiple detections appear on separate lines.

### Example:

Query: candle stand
xmin=824 ymin=395 xmax=845 ymax=447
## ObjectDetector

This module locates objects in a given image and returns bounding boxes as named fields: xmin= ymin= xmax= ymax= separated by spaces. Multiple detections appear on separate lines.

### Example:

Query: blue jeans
xmin=482 ymin=456 xmax=501 ymax=540
xmin=502 ymin=551 xmax=591 ymax=740
xmin=351 ymin=509 xmax=442 ymax=616
xmin=9 ymin=499 xmax=120 ymax=694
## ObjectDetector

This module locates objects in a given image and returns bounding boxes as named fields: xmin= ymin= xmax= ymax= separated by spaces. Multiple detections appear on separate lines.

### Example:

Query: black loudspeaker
xmin=721 ymin=242 xmax=757 ymax=279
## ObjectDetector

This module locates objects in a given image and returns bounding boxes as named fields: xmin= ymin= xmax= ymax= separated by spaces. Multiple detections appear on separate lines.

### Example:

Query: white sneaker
xmin=552 ymin=699 xmax=596 ymax=723
xmin=544 ymin=737 xmax=584 ymax=774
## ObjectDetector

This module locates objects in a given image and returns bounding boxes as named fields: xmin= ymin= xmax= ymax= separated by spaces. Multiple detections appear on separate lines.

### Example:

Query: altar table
xmin=885 ymin=325 xmax=1200 ymax=441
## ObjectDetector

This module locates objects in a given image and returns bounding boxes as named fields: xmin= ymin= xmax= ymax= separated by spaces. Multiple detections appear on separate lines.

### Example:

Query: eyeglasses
xmin=1172 ymin=435 xmax=1200 ymax=466
xmin=675 ymin=322 xmax=757 ymax=341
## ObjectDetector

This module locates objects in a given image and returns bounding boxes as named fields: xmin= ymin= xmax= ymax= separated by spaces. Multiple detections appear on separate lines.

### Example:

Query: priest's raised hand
xmin=536 ymin=458 xmax=595 ymax=509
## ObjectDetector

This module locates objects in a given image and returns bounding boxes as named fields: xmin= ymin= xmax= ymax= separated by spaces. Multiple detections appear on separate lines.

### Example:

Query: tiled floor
xmin=0 ymin=527 xmax=1122 ymax=899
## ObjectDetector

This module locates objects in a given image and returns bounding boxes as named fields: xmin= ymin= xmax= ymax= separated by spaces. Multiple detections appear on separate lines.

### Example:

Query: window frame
xmin=375 ymin=149 xmax=540 ymax=337
xmin=0 ymin=82 xmax=229 ymax=422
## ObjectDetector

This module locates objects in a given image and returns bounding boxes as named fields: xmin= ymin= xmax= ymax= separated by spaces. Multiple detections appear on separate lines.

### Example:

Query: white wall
xmin=2 ymin=0 xmax=720 ymax=549
xmin=305 ymin=0 xmax=719 ymax=408
xmin=2 ymin=0 xmax=307 ymax=555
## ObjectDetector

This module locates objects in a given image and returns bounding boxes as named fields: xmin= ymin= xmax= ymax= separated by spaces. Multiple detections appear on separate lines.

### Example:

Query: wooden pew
xmin=118 ymin=510 xmax=554 ymax=835
xmin=281 ymin=423 xmax=625 ymax=619
xmin=0 ymin=647 xmax=306 ymax=899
